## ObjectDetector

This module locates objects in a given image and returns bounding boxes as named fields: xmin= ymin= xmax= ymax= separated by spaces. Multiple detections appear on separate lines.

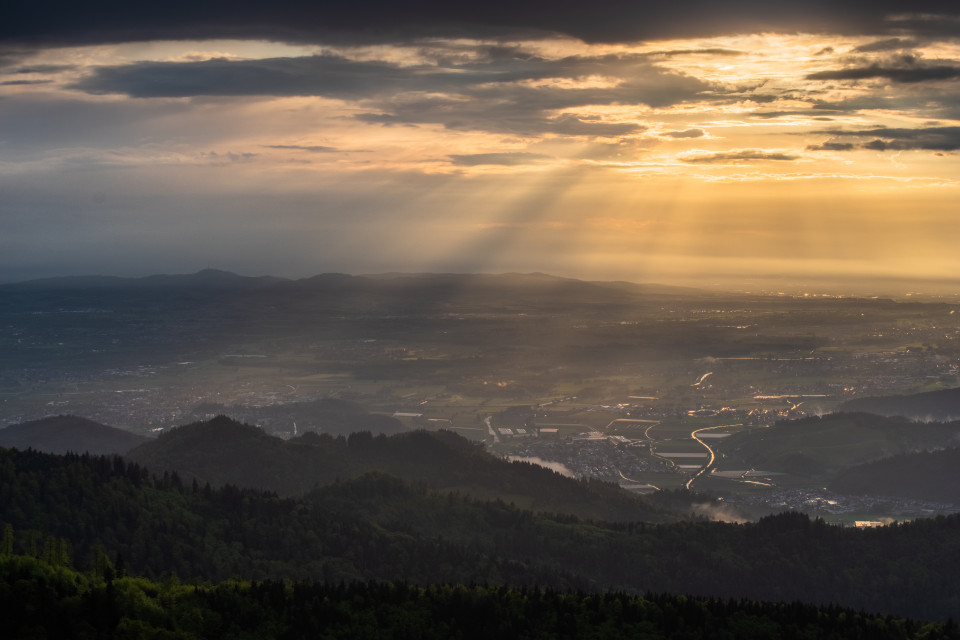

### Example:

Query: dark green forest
xmin=3 ymin=552 xmax=958 ymax=640
xmin=125 ymin=417 xmax=683 ymax=523
xmin=830 ymin=448 xmax=960 ymax=503
xmin=2 ymin=446 xmax=959 ymax=623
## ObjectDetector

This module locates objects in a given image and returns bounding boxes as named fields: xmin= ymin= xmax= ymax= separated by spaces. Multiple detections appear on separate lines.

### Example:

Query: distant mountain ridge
xmin=1 ymin=269 xmax=713 ymax=310
xmin=126 ymin=416 xmax=684 ymax=523
xmin=2 ymin=268 xmax=286 ymax=291
xmin=0 ymin=415 xmax=148 ymax=455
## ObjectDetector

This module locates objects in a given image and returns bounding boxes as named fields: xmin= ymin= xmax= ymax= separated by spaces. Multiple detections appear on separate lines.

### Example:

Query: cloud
xmin=648 ymin=48 xmax=746 ymax=57
xmin=861 ymin=137 xmax=958 ymax=151
xmin=12 ymin=64 xmax=75 ymax=74
xmin=811 ymin=126 xmax=960 ymax=151
xmin=0 ymin=49 xmax=28 ymax=69
xmin=72 ymin=51 xmax=708 ymax=107
xmin=350 ymin=54 xmax=706 ymax=135
xmin=680 ymin=149 xmax=800 ymax=163
xmin=806 ymin=141 xmax=855 ymax=151
xmin=71 ymin=50 xmax=698 ymax=137
xmin=5 ymin=1 xmax=959 ymax=47
xmin=203 ymin=150 xmax=259 ymax=163
xmin=807 ymin=59 xmax=960 ymax=83
xmin=851 ymin=38 xmax=919 ymax=53
xmin=753 ymin=110 xmax=842 ymax=119
xmin=71 ymin=54 xmax=421 ymax=99
xmin=357 ymin=104 xmax=647 ymax=137
xmin=809 ymin=91 xmax=955 ymax=116
xmin=265 ymin=144 xmax=340 ymax=153
xmin=449 ymin=152 xmax=552 ymax=166
xmin=665 ymin=128 xmax=705 ymax=138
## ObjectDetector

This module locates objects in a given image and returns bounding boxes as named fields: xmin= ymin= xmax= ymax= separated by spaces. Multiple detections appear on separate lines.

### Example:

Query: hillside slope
xmin=715 ymin=412 xmax=960 ymax=481
xmin=838 ymin=387 xmax=960 ymax=421
xmin=830 ymin=448 xmax=960 ymax=504
xmin=0 ymin=415 xmax=148 ymax=455
xmin=126 ymin=416 xmax=681 ymax=523
xmin=2 ymin=446 xmax=959 ymax=621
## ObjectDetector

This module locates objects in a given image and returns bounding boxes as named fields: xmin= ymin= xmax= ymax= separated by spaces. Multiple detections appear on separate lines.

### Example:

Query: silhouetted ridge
xmin=831 ymin=447 xmax=960 ymax=503
xmin=127 ymin=417 xmax=682 ymax=522
xmin=0 ymin=414 xmax=148 ymax=455
xmin=191 ymin=398 xmax=404 ymax=436
xmin=839 ymin=386 xmax=960 ymax=421
xmin=716 ymin=412 xmax=960 ymax=480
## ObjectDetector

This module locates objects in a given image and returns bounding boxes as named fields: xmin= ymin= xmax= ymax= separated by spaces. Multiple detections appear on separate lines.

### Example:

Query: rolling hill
xmin=0 ymin=415 xmax=148 ymax=455
xmin=830 ymin=448 xmax=960 ymax=504
xmin=188 ymin=398 xmax=406 ymax=436
xmin=714 ymin=412 xmax=960 ymax=481
xmin=126 ymin=416 xmax=683 ymax=523
xmin=838 ymin=387 xmax=960 ymax=421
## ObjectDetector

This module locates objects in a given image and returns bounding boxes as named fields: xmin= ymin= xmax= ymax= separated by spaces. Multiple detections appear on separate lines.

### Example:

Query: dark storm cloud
xmin=448 ymin=152 xmax=552 ymax=166
xmin=4 ymin=1 xmax=959 ymax=47
xmin=681 ymin=150 xmax=800 ymax=163
xmin=809 ymin=126 xmax=960 ymax=151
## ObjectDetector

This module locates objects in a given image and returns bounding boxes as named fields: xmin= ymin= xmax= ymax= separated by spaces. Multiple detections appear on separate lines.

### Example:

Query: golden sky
xmin=1 ymin=3 xmax=958 ymax=291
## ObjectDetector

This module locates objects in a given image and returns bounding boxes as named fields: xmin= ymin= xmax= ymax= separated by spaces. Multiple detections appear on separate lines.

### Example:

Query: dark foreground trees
xmin=2 ymin=554 xmax=958 ymax=640
xmin=2 ymin=446 xmax=960 ymax=622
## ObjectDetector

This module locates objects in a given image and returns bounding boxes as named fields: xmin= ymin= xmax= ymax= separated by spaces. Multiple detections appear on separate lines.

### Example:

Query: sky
xmin=2 ymin=1 xmax=959 ymax=291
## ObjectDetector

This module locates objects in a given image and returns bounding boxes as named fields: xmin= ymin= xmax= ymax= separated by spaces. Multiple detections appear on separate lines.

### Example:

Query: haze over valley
xmin=3 ymin=270 xmax=959 ymax=523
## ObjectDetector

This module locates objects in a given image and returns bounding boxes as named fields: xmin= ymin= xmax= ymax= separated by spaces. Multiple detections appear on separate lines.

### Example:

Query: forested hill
xmin=0 ymin=415 xmax=148 ymax=455
xmin=126 ymin=416 xmax=681 ymax=523
xmin=188 ymin=397 xmax=406 ymax=436
xmin=2 ymin=446 xmax=960 ymax=621
xmin=716 ymin=412 xmax=960 ymax=480
xmin=838 ymin=387 xmax=960 ymax=421
xmin=830 ymin=448 xmax=960 ymax=503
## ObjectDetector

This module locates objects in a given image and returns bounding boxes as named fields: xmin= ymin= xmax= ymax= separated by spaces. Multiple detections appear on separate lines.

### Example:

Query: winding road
xmin=685 ymin=423 xmax=741 ymax=490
